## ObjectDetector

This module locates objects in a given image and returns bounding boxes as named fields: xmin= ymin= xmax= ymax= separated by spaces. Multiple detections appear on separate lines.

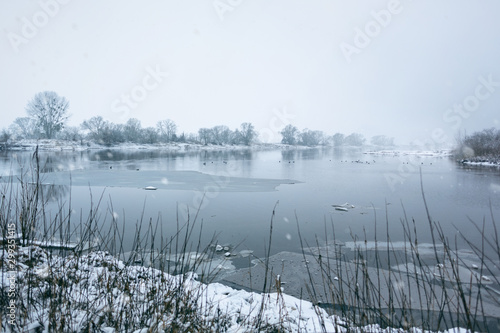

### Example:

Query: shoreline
xmin=459 ymin=156 xmax=500 ymax=167
xmin=2 ymin=139 xmax=315 ymax=152
xmin=6 ymin=140 xmax=500 ymax=169
xmin=2 ymin=139 xmax=451 ymax=153
xmin=3 ymin=241 xmax=498 ymax=332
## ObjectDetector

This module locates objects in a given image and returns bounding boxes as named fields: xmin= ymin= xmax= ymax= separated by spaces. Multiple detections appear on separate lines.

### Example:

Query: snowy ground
xmin=4 ymin=139 xmax=457 ymax=156
xmin=363 ymin=149 xmax=454 ymax=157
xmin=459 ymin=156 xmax=500 ymax=167
xmin=3 ymin=139 xmax=305 ymax=152
xmin=364 ymin=149 xmax=500 ymax=168
xmin=1 ymin=246 xmax=472 ymax=332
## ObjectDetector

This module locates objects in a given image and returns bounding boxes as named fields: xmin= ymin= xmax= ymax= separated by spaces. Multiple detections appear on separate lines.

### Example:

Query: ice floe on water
xmin=332 ymin=202 xmax=355 ymax=212
xmin=12 ymin=169 xmax=300 ymax=193
xmin=238 ymin=249 xmax=254 ymax=257
xmin=342 ymin=240 xmax=444 ymax=254
xmin=221 ymin=249 xmax=500 ymax=331
xmin=121 ymin=244 xmax=256 ymax=280
xmin=390 ymin=261 xmax=495 ymax=286
xmin=1 ymin=246 xmax=480 ymax=332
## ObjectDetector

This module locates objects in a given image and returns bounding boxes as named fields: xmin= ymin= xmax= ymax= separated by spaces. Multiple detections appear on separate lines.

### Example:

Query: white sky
xmin=1 ymin=0 xmax=499 ymax=145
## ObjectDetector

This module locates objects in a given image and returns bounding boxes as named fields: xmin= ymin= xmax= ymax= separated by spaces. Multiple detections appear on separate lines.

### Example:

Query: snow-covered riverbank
xmin=459 ymin=156 xmax=500 ymax=167
xmin=364 ymin=149 xmax=454 ymax=157
xmin=365 ymin=149 xmax=500 ymax=168
xmin=2 ymin=139 xmax=307 ymax=152
xmin=1 ymin=246 xmax=471 ymax=332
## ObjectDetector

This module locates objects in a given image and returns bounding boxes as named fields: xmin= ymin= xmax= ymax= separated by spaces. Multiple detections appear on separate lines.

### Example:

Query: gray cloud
xmin=1 ymin=0 xmax=499 ymax=145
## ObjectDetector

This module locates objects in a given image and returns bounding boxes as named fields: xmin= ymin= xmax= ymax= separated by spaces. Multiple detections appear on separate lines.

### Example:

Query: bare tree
xmin=157 ymin=119 xmax=177 ymax=142
xmin=344 ymin=133 xmax=366 ymax=146
xmin=331 ymin=133 xmax=345 ymax=146
xmin=100 ymin=123 xmax=125 ymax=146
xmin=211 ymin=125 xmax=232 ymax=145
xmin=81 ymin=116 xmax=107 ymax=141
xmin=198 ymin=128 xmax=212 ymax=145
xmin=299 ymin=129 xmax=324 ymax=146
xmin=25 ymin=91 xmax=69 ymax=139
xmin=462 ymin=127 xmax=500 ymax=156
xmin=141 ymin=127 xmax=159 ymax=144
xmin=238 ymin=122 xmax=257 ymax=146
xmin=11 ymin=117 xmax=38 ymax=139
xmin=124 ymin=118 xmax=142 ymax=142
xmin=0 ymin=129 xmax=11 ymax=144
xmin=185 ymin=133 xmax=197 ymax=143
xmin=56 ymin=126 xmax=82 ymax=142
xmin=280 ymin=124 xmax=299 ymax=145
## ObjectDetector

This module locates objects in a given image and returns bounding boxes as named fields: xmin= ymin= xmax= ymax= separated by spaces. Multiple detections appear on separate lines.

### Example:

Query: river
xmin=1 ymin=146 xmax=499 ymax=260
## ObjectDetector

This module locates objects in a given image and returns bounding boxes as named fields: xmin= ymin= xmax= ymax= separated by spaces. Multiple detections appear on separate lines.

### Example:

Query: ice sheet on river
xmin=18 ymin=169 xmax=300 ymax=192
xmin=221 ymin=250 xmax=500 ymax=329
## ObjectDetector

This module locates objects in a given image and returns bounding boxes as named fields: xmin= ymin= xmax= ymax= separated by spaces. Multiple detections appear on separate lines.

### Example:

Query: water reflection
xmin=40 ymin=183 xmax=70 ymax=202
xmin=296 ymin=149 xmax=321 ymax=160
xmin=1 ymin=147 xmax=499 ymax=261
xmin=281 ymin=149 xmax=296 ymax=162
xmin=0 ymin=149 xmax=258 ymax=176
xmin=279 ymin=147 xmax=367 ymax=163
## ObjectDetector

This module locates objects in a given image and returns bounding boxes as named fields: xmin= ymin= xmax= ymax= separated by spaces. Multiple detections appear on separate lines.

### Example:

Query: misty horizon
xmin=2 ymin=1 xmax=500 ymax=146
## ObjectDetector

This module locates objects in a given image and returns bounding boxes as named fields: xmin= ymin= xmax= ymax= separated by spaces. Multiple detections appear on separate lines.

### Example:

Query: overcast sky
xmin=1 ymin=0 xmax=499 ymax=145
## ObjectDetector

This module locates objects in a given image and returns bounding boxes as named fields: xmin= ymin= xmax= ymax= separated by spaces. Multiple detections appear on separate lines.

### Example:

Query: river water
xmin=1 ymin=147 xmax=499 ymax=260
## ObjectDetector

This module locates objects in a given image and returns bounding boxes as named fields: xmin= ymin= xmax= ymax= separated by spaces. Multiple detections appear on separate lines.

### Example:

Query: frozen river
xmin=1 ymin=146 xmax=499 ymax=260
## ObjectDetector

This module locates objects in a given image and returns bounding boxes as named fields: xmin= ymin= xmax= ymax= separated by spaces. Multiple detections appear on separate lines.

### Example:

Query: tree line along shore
xmin=1 ymin=91 xmax=499 ymax=165
xmin=1 ymin=91 xmax=395 ymax=148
